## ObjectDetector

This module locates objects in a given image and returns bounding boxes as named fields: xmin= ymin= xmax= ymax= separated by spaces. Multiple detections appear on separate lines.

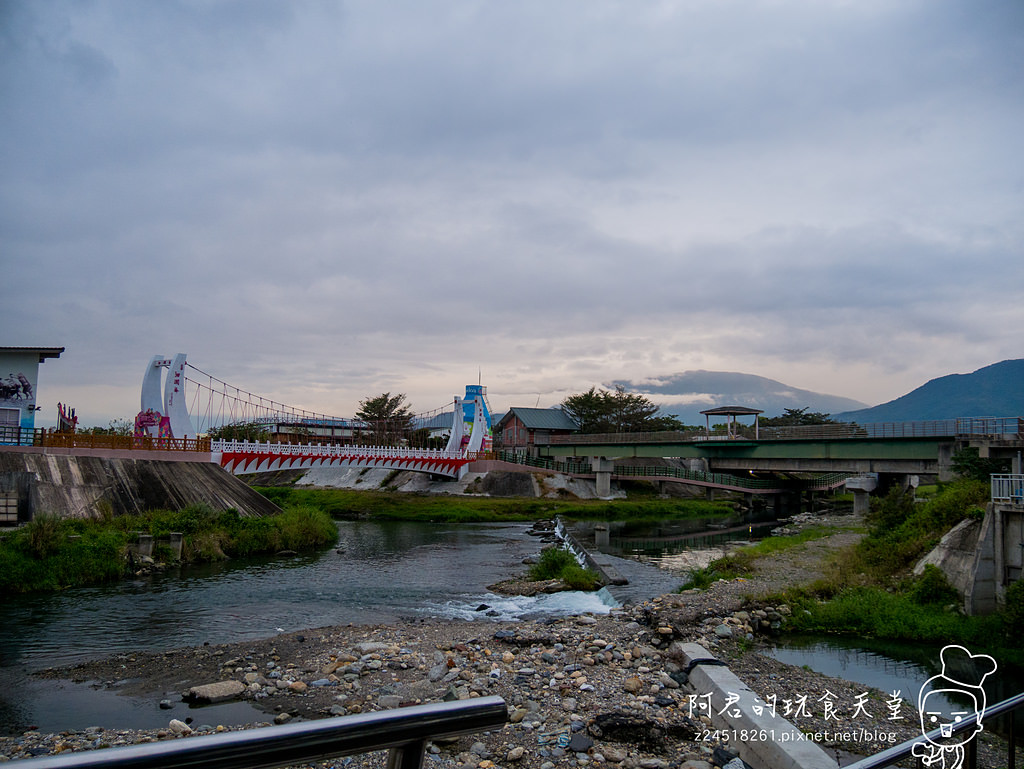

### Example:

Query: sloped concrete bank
xmin=0 ymin=449 xmax=280 ymax=520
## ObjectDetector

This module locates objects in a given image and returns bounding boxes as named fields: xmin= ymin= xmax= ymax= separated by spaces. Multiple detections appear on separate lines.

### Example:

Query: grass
xmin=700 ymin=477 xmax=1024 ymax=661
xmin=678 ymin=525 xmax=844 ymax=590
xmin=0 ymin=504 xmax=338 ymax=594
xmin=781 ymin=586 xmax=1023 ymax=662
xmin=254 ymin=486 xmax=735 ymax=523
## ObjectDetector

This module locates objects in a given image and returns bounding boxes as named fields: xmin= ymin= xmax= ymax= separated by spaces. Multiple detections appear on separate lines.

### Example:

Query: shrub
xmin=275 ymin=505 xmax=338 ymax=551
xmin=24 ymin=514 xmax=63 ymax=559
xmin=529 ymin=547 xmax=577 ymax=581
xmin=528 ymin=546 xmax=602 ymax=589
xmin=909 ymin=564 xmax=960 ymax=606
xmin=560 ymin=564 xmax=602 ymax=590
xmin=1002 ymin=580 xmax=1024 ymax=638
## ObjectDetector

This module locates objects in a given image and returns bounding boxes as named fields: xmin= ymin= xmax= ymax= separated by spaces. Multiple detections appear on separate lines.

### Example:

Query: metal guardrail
xmin=844 ymin=690 xmax=1024 ymax=769
xmin=11 ymin=696 xmax=508 ymax=769
xmin=544 ymin=416 xmax=1024 ymax=445
xmin=993 ymin=474 xmax=1024 ymax=503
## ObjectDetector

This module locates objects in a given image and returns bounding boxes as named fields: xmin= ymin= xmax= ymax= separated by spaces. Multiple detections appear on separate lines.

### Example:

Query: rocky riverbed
xmin=2 ymin=513 xmax=1016 ymax=768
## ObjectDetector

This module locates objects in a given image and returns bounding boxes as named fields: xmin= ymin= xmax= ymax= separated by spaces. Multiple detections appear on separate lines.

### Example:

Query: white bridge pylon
xmin=212 ymin=395 xmax=489 ymax=480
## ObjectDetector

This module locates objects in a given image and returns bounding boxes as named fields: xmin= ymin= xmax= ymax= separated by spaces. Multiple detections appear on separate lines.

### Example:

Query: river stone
xmin=567 ymin=734 xmax=593 ymax=752
xmin=714 ymin=623 xmax=733 ymax=638
xmin=186 ymin=680 xmax=245 ymax=703
xmin=168 ymin=719 xmax=192 ymax=735
xmin=507 ymin=746 xmax=525 ymax=762
xmin=355 ymin=642 xmax=391 ymax=655
xmin=602 ymin=747 xmax=627 ymax=763
xmin=623 ymin=676 xmax=644 ymax=694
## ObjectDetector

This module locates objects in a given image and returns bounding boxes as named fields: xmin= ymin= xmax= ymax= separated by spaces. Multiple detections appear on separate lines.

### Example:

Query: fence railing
xmin=14 ymin=695 xmax=508 ymax=769
xmin=0 ymin=428 xmax=211 ymax=452
xmin=844 ymin=690 xmax=1024 ymax=769
xmin=544 ymin=416 xmax=1024 ymax=445
xmin=211 ymin=440 xmax=485 ymax=461
xmin=993 ymin=474 xmax=1024 ymax=503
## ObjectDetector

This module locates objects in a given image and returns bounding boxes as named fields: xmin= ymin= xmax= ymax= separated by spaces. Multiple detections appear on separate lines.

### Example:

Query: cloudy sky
xmin=3 ymin=0 xmax=1022 ymax=428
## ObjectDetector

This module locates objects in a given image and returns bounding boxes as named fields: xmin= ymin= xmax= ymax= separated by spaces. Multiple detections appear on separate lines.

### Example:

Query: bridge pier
xmin=846 ymin=474 xmax=879 ymax=516
xmin=591 ymin=457 xmax=615 ymax=498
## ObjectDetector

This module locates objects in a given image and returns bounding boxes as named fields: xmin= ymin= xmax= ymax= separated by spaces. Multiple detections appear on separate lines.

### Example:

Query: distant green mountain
xmin=833 ymin=359 xmax=1024 ymax=422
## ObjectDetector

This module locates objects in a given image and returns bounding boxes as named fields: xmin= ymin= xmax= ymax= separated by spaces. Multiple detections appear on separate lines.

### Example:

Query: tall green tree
xmin=355 ymin=392 xmax=415 ymax=445
xmin=560 ymin=387 xmax=608 ymax=433
xmin=561 ymin=386 xmax=684 ymax=434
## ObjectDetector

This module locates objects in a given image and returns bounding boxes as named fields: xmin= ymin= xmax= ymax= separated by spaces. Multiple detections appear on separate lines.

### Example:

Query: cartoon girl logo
xmin=912 ymin=645 xmax=998 ymax=769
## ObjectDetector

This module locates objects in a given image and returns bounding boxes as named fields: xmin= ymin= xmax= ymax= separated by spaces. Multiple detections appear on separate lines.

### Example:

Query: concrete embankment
xmin=0 ymin=449 xmax=280 ymax=520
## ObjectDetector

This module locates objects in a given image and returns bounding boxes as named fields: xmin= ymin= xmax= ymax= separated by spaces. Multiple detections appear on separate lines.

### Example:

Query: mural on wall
xmin=0 ymin=365 xmax=38 ymax=430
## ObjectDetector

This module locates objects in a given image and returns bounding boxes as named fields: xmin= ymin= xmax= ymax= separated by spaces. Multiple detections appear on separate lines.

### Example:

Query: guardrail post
xmin=387 ymin=739 xmax=428 ymax=769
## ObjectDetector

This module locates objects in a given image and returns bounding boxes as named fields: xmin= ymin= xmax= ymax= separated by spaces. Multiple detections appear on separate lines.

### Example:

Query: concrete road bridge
xmin=532 ymin=417 xmax=1024 ymax=507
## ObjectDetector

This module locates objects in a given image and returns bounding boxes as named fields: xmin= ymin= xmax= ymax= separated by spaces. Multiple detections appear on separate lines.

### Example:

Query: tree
xmin=951 ymin=446 xmax=1010 ymax=482
xmin=760 ymin=407 xmax=836 ymax=427
xmin=208 ymin=421 xmax=270 ymax=442
xmin=560 ymin=386 xmax=685 ymax=434
xmin=80 ymin=418 xmax=134 ymax=436
xmin=355 ymin=392 xmax=414 ymax=446
xmin=560 ymin=387 xmax=609 ymax=434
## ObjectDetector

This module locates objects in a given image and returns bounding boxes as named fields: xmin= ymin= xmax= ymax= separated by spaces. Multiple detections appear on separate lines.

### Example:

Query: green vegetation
xmin=0 ymin=504 xmax=337 ymax=594
xmin=750 ymin=476 xmax=1024 ymax=659
xmin=255 ymin=486 xmax=734 ymax=523
xmin=528 ymin=547 xmax=603 ymax=591
xmin=207 ymin=421 xmax=272 ymax=442
xmin=950 ymin=446 xmax=1011 ymax=482
xmin=678 ymin=525 xmax=843 ymax=590
xmin=783 ymin=587 xmax=1004 ymax=647
xmin=759 ymin=407 xmax=837 ymax=427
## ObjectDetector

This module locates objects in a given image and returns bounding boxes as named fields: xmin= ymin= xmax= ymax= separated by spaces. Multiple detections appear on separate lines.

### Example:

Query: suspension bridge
xmin=136 ymin=353 xmax=494 ymax=479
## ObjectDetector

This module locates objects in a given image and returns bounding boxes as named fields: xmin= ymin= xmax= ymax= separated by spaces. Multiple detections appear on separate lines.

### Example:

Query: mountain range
xmin=613 ymin=371 xmax=868 ymax=427
xmin=613 ymin=359 xmax=1024 ymax=426
xmin=831 ymin=359 xmax=1024 ymax=422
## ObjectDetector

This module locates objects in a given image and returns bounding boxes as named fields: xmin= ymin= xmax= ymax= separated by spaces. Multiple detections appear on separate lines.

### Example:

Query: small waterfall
xmin=554 ymin=516 xmax=589 ymax=568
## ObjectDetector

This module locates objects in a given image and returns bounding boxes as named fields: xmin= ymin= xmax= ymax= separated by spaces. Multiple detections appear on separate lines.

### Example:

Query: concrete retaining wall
xmin=0 ymin=450 xmax=280 ymax=520
xmin=676 ymin=642 xmax=838 ymax=769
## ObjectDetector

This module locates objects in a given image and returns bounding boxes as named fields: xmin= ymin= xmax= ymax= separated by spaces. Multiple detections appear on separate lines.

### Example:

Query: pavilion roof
xmin=699 ymin=405 xmax=764 ymax=416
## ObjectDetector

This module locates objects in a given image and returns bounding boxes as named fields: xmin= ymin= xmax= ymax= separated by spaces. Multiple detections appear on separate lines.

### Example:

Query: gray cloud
xmin=2 ymin=0 xmax=1022 ymax=426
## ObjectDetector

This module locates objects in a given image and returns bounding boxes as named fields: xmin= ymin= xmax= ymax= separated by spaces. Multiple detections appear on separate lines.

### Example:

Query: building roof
xmin=0 ymin=346 xmax=65 ymax=362
xmin=496 ymin=407 xmax=578 ymax=431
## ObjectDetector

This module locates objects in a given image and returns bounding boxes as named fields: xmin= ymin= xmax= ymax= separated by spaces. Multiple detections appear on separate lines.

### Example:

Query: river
xmin=0 ymin=520 xmax=633 ymax=735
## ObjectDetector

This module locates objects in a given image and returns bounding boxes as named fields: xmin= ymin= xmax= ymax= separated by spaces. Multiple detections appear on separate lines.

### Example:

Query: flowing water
xmin=766 ymin=636 xmax=1024 ymax=739
xmin=11 ymin=513 xmax=956 ymax=739
xmin=0 ymin=520 xmax=624 ymax=735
